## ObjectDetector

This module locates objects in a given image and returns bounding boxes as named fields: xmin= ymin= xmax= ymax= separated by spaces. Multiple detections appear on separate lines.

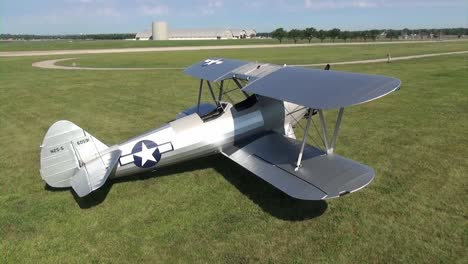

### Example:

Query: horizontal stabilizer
xmin=222 ymin=132 xmax=374 ymax=200
xmin=70 ymin=149 xmax=121 ymax=197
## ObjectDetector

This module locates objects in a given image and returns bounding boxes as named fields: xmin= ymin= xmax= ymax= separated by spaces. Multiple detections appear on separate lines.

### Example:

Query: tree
xmin=303 ymin=27 xmax=317 ymax=43
xmin=360 ymin=31 xmax=369 ymax=41
xmin=369 ymin=30 xmax=380 ymax=41
xmin=271 ymin=28 xmax=287 ymax=43
xmin=386 ymin=30 xmax=398 ymax=41
xmin=419 ymin=29 xmax=429 ymax=39
xmin=340 ymin=31 xmax=351 ymax=42
xmin=288 ymin=29 xmax=302 ymax=44
xmin=349 ymin=31 xmax=359 ymax=42
xmin=402 ymin=28 xmax=410 ymax=39
xmin=329 ymin=28 xmax=341 ymax=42
xmin=317 ymin=30 xmax=327 ymax=43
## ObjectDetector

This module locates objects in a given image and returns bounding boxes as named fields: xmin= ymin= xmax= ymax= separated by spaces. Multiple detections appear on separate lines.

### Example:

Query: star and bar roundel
xmin=131 ymin=140 xmax=161 ymax=168
xmin=118 ymin=140 xmax=173 ymax=168
xmin=202 ymin=58 xmax=223 ymax=67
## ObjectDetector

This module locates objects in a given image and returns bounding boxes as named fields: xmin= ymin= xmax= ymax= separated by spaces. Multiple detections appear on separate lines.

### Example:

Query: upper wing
xmin=221 ymin=132 xmax=374 ymax=200
xmin=242 ymin=66 xmax=401 ymax=109
xmin=184 ymin=58 xmax=252 ymax=82
xmin=185 ymin=58 xmax=400 ymax=109
xmin=184 ymin=58 xmax=282 ymax=82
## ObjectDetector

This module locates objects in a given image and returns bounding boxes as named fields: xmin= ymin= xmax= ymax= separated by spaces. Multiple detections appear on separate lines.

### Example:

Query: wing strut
xmin=318 ymin=108 xmax=345 ymax=154
xmin=330 ymin=107 xmax=345 ymax=154
xmin=295 ymin=107 xmax=346 ymax=170
xmin=206 ymin=81 xmax=221 ymax=108
xmin=196 ymin=79 xmax=223 ymax=113
xmin=295 ymin=108 xmax=314 ymax=171
xmin=233 ymin=78 xmax=249 ymax=98
xmin=318 ymin=110 xmax=330 ymax=152
xmin=218 ymin=80 xmax=224 ymax=101
xmin=197 ymin=79 xmax=203 ymax=114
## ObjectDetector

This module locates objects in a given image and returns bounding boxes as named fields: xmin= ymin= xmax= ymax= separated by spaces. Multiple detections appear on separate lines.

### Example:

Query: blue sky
xmin=1 ymin=0 xmax=467 ymax=34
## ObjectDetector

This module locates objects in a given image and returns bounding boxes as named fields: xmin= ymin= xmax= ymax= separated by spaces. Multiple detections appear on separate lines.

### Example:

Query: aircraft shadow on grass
xmin=45 ymin=155 xmax=327 ymax=221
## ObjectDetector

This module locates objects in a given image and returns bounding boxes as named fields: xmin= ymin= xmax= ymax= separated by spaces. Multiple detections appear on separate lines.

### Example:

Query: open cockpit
xmin=176 ymin=75 xmax=259 ymax=122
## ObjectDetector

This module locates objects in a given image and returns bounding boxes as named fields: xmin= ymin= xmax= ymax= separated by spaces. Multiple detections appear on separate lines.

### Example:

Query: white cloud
xmin=304 ymin=0 xmax=467 ymax=9
xmin=96 ymin=7 xmax=120 ymax=17
xmin=202 ymin=0 xmax=223 ymax=15
xmin=64 ymin=0 xmax=121 ymax=17
xmin=208 ymin=0 xmax=223 ymax=8
xmin=67 ymin=0 xmax=96 ymax=4
xmin=304 ymin=0 xmax=377 ymax=9
xmin=140 ymin=4 xmax=169 ymax=15
xmin=242 ymin=1 xmax=264 ymax=8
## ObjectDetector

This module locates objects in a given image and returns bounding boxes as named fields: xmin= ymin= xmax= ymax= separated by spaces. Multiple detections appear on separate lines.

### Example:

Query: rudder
xmin=40 ymin=120 xmax=121 ymax=197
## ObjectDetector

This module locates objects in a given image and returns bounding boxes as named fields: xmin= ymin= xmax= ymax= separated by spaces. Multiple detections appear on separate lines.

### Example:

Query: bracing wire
xmin=219 ymin=79 xmax=329 ymax=151
xmin=283 ymin=106 xmax=325 ymax=150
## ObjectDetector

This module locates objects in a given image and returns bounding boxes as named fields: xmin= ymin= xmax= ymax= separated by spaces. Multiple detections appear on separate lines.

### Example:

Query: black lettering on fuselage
xmin=50 ymin=146 xmax=65 ymax=154
xmin=76 ymin=138 xmax=90 ymax=145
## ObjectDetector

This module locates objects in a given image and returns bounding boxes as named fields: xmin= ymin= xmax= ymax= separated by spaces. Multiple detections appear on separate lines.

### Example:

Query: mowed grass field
xmin=0 ymin=43 xmax=467 ymax=263
xmin=1 ymin=38 xmax=457 ymax=52
xmin=0 ymin=39 xmax=288 ymax=52
xmin=54 ymin=41 xmax=468 ymax=68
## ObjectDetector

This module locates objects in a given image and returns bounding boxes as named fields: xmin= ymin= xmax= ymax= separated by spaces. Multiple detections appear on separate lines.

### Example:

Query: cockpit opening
xmin=176 ymin=102 xmax=230 ymax=122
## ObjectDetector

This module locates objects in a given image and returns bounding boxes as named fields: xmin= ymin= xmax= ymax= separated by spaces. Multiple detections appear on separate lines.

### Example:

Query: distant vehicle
xmin=39 ymin=58 xmax=400 ymax=200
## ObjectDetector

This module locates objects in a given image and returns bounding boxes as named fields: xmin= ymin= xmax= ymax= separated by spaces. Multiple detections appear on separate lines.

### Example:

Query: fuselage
xmin=112 ymin=96 xmax=306 ymax=178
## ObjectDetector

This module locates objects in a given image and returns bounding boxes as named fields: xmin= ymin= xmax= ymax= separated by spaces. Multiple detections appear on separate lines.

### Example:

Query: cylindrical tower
xmin=152 ymin=21 xmax=168 ymax=40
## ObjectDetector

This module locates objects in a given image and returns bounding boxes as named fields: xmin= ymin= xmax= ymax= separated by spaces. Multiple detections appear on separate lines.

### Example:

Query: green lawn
xmin=0 ymin=44 xmax=467 ymax=263
xmin=54 ymin=41 xmax=468 ymax=68
xmin=1 ymin=38 xmax=466 ymax=52
xmin=1 ymin=38 xmax=314 ymax=51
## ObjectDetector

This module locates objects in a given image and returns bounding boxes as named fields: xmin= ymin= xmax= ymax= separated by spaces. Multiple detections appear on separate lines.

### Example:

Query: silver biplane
xmin=40 ymin=58 xmax=400 ymax=200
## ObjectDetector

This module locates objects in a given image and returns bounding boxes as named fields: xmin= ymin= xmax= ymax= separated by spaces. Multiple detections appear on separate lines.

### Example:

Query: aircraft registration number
xmin=50 ymin=146 xmax=64 ymax=154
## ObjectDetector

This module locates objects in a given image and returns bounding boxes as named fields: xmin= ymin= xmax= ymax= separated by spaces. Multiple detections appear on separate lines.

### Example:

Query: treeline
xmin=0 ymin=33 xmax=135 ymax=40
xmin=2 ymin=27 xmax=467 ymax=41
xmin=257 ymin=27 xmax=468 ymax=43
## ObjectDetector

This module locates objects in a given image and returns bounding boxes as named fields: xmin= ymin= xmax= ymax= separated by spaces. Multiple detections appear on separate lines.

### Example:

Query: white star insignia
xmin=134 ymin=142 xmax=157 ymax=166
xmin=203 ymin=59 xmax=223 ymax=66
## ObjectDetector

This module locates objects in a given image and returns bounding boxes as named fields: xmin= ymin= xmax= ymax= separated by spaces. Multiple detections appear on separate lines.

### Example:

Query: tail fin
xmin=40 ymin=120 xmax=121 ymax=197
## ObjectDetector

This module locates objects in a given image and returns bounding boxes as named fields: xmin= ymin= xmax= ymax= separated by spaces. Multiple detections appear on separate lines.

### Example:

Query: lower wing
xmin=221 ymin=132 xmax=374 ymax=200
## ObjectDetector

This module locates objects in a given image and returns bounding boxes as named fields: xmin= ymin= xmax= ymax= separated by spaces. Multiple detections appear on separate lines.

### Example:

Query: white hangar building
xmin=135 ymin=21 xmax=256 ymax=40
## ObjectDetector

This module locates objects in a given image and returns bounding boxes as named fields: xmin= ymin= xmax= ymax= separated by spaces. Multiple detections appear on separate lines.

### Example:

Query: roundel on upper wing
xmin=202 ymin=58 xmax=223 ymax=66
xmin=131 ymin=140 xmax=161 ymax=168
